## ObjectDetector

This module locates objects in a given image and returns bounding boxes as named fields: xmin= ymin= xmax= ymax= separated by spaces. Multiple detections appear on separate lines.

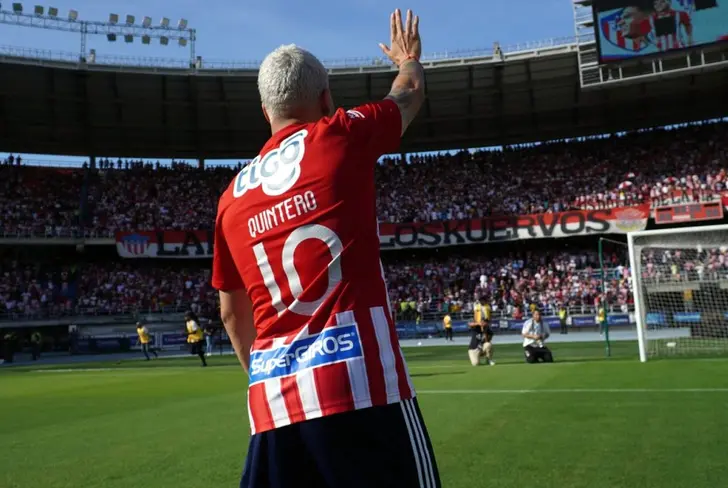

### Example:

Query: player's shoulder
xmin=322 ymin=99 xmax=400 ymax=128
xmin=218 ymin=177 xmax=237 ymax=213
xmin=347 ymin=99 xmax=399 ymax=117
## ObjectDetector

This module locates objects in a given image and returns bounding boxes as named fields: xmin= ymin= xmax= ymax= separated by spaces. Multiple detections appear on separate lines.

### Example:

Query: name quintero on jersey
xmin=248 ymin=325 xmax=363 ymax=384
xmin=248 ymin=190 xmax=318 ymax=239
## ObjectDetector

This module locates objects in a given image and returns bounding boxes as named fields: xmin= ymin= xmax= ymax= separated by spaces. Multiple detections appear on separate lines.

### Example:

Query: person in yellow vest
xmin=597 ymin=305 xmax=607 ymax=337
xmin=558 ymin=306 xmax=568 ymax=335
xmin=468 ymin=299 xmax=495 ymax=366
xmin=399 ymin=301 xmax=408 ymax=320
xmin=136 ymin=322 xmax=158 ymax=361
xmin=443 ymin=314 xmax=453 ymax=342
xmin=473 ymin=300 xmax=483 ymax=325
xmin=408 ymin=300 xmax=417 ymax=321
xmin=185 ymin=311 xmax=207 ymax=367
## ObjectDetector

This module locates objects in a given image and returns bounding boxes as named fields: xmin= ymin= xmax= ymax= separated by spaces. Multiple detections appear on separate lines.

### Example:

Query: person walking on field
xmin=212 ymin=9 xmax=440 ymax=488
xmin=30 ymin=330 xmax=42 ymax=361
xmin=136 ymin=322 xmax=158 ymax=361
xmin=184 ymin=312 xmax=207 ymax=367
xmin=443 ymin=313 xmax=453 ymax=341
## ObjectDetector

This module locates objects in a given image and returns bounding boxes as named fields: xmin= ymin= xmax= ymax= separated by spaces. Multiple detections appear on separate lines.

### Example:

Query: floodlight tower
xmin=0 ymin=4 xmax=197 ymax=66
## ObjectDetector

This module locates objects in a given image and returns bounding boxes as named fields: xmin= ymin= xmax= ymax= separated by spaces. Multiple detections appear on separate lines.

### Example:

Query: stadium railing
xmin=0 ymin=304 xmax=195 ymax=324
xmin=0 ymin=36 xmax=576 ymax=70
xmin=639 ymin=263 xmax=728 ymax=281
xmin=0 ymin=229 xmax=112 ymax=239
xmin=5 ymin=158 xmax=87 ymax=168
xmin=0 ymin=301 xmax=635 ymax=326
xmin=409 ymin=303 xmax=634 ymax=325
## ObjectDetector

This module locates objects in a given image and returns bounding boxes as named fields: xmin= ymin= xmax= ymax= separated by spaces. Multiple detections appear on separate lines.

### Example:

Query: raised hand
xmin=379 ymin=9 xmax=421 ymax=67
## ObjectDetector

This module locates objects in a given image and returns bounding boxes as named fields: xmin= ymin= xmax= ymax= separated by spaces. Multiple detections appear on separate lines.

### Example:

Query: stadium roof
xmin=0 ymin=41 xmax=726 ymax=159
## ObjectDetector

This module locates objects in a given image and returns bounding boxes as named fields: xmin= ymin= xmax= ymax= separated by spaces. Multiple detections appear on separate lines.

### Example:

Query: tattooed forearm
xmin=385 ymin=59 xmax=426 ymax=135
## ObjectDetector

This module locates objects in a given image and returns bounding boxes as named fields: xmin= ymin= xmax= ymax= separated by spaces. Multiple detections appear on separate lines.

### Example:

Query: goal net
xmin=629 ymin=224 xmax=728 ymax=362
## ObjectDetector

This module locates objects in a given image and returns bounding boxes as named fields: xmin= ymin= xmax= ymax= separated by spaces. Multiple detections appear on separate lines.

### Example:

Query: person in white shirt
xmin=521 ymin=309 xmax=554 ymax=364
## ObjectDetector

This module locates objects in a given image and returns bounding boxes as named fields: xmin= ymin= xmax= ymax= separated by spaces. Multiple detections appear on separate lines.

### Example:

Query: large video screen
xmin=594 ymin=0 xmax=728 ymax=62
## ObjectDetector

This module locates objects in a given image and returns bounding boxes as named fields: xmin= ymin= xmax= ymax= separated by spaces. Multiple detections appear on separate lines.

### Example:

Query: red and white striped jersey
xmin=212 ymin=100 xmax=415 ymax=435
xmin=650 ymin=9 xmax=692 ymax=51
xmin=601 ymin=17 xmax=646 ymax=52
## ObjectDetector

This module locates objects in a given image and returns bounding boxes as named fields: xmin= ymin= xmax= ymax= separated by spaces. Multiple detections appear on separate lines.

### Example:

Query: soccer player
xmin=610 ymin=6 xmax=652 ymax=52
xmin=184 ymin=312 xmax=207 ymax=367
xmin=443 ymin=313 xmax=453 ymax=341
xmin=212 ymin=9 xmax=440 ymax=488
xmin=136 ymin=322 xmax=158 ymax=361
xmin=522 ymin=309 xmax=554 ymax=364
xmin=650 ymin=0 xmax=693 ymax=51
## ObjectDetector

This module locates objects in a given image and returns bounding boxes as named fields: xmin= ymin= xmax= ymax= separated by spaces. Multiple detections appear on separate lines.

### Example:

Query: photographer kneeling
xmin=522 ymin=309 xmax=554 ymax=364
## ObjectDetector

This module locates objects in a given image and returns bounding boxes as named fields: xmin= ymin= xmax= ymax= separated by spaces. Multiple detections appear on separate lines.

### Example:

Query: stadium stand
xmin=385 ymin=249 xmax=631 ymax=320
xmin=2 ymin=121 xmax=726 ymax=239
xmin=84 ymin=162 xmax=234 ymax=233
xmin=0 ymin=259 xmax=217 ymax=320
xmin=3 ymin=121 xmax=728 ymax=323
xmin=641 ymin=247 xmax=728 ymax=283
xmin=1 ymin=245 xmax=629 ymax=321
xmin=376 ymin=122 xmax=727 ymax=222
xmin=0 ymin=164 xmax=85 ymax=237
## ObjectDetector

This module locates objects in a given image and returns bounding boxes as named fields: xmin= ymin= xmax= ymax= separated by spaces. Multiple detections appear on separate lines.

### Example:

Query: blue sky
xmin=0 ymin=0 xmax=576 ymax=165
xmin=0 ymin=0 xmax=575 ymax=63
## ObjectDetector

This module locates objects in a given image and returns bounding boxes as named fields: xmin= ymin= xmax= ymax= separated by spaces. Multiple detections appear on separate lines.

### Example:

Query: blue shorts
xmin=241 ymin=397 xmax=440 ymax=488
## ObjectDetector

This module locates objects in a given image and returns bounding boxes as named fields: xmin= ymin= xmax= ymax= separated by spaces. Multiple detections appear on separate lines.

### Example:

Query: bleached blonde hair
xmin=257 ymin=44 xmax=329 ymax=120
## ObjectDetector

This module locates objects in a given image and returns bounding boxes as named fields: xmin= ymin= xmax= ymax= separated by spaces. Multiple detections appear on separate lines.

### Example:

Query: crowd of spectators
xmin=0 ymin=249 xmax=629 ymax=320
xmin=0 ymin=259 xmax=77 ymax=318
xmin=377 ymin=122 xmax=728 ymax=222
xmin=0 ymin=164 xmax=84 ymax=237
xmin=84 ymin=161 xmax=234 ymax=233
xmin=2 ymin=121 xmax=728 ymax=321
xmin=385 ymin=249 xmax=631 ymax=320
xmin=0 ymin=261 xmax=217 ymax=320
xmin=4 ymin=245 xmax=728 ymax=320
xmin=2 ymin=122 xmax=727 ymax=236
xmin=641 ymin=247 xmax=728 ymax=283
xmin=74 ymin=264 xmax=217 ymax=316
xmin=386 ymin=245 xmax=728 ymax=320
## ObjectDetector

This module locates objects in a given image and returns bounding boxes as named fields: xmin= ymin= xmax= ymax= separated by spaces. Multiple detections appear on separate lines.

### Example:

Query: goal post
xmin=628 ymin=224 xmax=728 ymax=362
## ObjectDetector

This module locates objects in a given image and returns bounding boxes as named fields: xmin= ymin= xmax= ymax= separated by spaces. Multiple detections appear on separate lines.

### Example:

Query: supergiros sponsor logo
xmin=248 ymin=325 xmax=363 ymax=383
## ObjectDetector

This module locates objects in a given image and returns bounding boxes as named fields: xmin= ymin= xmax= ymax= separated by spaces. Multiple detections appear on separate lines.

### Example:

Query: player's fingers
xmin=390 ymin=12 xmax=397 ymax=42
xmin=379 ymin=43 xmax=391 ymax=56
xmin=394 ymin=9 xmax=403 ymax=39
xmin=405 ymin=9 xmax=413 ymax=39
xmin=413 ymin=15 xmax=419 ymax=38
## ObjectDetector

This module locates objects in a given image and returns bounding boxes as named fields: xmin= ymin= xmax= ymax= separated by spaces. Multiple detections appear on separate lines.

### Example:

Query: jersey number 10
xmin=253 ymin=224 xmax=343 ymax=317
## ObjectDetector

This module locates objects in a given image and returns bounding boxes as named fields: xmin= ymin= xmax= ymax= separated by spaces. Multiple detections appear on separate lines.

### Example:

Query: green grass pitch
xmin=2 ymin=341 xmax=728 ymax=488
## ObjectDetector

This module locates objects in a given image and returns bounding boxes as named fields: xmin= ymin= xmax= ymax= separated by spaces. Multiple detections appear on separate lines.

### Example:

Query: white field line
xmin=417 ymin=388 xmax=728 ymax=394
xmin=30 ymin=368 xmax=117 ymax=373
